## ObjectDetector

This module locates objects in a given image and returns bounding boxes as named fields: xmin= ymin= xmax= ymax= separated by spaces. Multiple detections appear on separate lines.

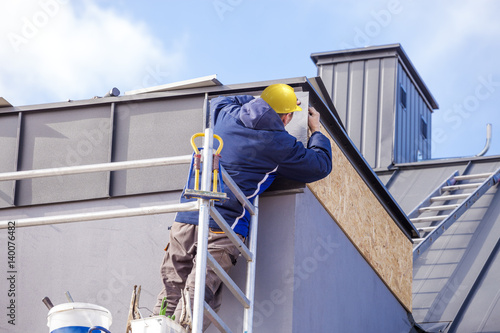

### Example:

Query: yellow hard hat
xmin=261 ymin=84 xmax=302 ymax=114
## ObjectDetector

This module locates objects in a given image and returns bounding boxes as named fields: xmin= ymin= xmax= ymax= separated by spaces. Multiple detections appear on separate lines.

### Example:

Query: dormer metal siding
xmin=311 ymin=44 xmax=438 ymax=169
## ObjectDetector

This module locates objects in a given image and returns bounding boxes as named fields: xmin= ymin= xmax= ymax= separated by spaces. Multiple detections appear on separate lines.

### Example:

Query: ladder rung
xmin=417 ymin=226 xmax=438 ymax=233
xmin=413 ymin=238 xmax=424 ymax=244
xmin=419 ymin=204 xmax=460 ymax=212
xmin=204 ymin=301 xmax=233 ymax=333
xmin=454 ymin=172 xmax=494 ymax=181
xmin=442 ymin=183 xmax=482 ymax=192
xmin=410 ymin=215 xmax=449 ymax=223
xmin=207 ymin=253 xmax=250 ymax=308
xmin=430 ymin=193 xmax=470 ymax=202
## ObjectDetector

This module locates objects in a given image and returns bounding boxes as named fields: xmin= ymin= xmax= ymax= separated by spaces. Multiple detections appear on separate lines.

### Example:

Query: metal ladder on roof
xmin=410 ymin=166 xmax=500 ymax=260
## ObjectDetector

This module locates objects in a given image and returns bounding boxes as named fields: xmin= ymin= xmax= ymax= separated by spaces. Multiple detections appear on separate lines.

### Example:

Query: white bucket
xmin=47 ymin=302 xmax=112 ymax=333
xmin=131 ymin=316 xmax=187 ymax=333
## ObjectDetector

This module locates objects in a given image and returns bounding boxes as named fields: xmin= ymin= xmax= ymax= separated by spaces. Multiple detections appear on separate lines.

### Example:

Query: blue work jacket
xmin=175 ymin=95 xmax=332 ymax=237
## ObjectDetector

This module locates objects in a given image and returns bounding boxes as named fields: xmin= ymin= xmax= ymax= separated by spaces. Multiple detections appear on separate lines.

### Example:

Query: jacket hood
xmin=239 ymin=98 xmax=285 ymax=131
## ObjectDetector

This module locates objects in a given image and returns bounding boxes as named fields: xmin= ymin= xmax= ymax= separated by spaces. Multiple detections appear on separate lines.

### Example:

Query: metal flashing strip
xmin=391 ymin=155 xmax=500 ymax=170
xmin=0 ymin=97 xmax=12 ymax=108
xmin=0 ymin=77 xmax=311 ymax=114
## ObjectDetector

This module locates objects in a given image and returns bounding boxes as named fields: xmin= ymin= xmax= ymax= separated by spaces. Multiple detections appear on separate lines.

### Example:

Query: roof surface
xmin=377 ymin=156 xmax=500 ymax=332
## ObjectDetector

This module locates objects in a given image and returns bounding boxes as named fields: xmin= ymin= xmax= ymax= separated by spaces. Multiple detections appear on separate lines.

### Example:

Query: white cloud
xmin=0 ymin=0 xmax=188 ymax=106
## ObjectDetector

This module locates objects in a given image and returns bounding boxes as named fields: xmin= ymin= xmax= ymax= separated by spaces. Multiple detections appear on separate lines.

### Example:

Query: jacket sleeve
xmin=276 ymin=131 xmax=333 ymax=183
xmin=211 ymin=95 xmax=255 ymax=122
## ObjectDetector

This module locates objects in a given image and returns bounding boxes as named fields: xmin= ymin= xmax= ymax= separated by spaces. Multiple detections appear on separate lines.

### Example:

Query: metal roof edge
xmin=389 ymin=155 xmax=500 ymax=170
xmin=0 ymin=77 xmax=311 ymax=115
xmin=310 ymin=43 xmax=439 ymax=110
xmin=0 ymin=97 xmax=13 ymax=108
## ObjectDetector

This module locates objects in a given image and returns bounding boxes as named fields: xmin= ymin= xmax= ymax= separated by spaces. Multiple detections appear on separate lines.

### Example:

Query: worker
xmin=152 ymin=83 xmax=332 ymax=330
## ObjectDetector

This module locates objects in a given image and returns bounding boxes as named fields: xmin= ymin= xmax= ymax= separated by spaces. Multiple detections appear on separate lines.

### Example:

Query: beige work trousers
xmin=153 ymin=222 xmax=242 ymax=331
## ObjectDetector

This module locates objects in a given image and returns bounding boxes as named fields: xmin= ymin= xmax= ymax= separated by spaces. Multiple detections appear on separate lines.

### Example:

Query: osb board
xmin=308 ymin=128 xmax=413 ymax=311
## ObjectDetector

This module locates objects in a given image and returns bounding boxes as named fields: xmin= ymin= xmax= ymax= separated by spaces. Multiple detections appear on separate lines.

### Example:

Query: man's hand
xmin=308 ymin=106 xmax=321 ymax=133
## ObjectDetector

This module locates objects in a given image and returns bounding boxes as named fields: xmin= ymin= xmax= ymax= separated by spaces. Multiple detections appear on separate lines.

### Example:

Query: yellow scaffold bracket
xmin=184 ymin=132 xmax=227 ymax=202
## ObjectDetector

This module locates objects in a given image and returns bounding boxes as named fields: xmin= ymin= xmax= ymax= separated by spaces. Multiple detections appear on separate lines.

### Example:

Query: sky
xmin=1 ymin=0 xmax=499 ymax=159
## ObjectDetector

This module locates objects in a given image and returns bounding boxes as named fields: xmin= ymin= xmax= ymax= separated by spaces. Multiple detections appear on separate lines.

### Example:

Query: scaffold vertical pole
xmin=192 ymin=97 xmax=213 ymax=333
xmin=243 ymin=196 xmax=259 ymax=333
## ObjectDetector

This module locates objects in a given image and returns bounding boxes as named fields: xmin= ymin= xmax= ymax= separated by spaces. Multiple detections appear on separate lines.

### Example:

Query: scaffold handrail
xmin=0 ymin=155 xmax=193 ymax=181
xmin=0 ymin=201 xmax=199 ymax=229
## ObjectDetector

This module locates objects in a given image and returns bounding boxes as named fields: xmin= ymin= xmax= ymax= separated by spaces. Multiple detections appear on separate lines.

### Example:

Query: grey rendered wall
xmin=292 ymin=188 xmax=411 ymax=333
xmin=208 ymin=188 xmax=412 ymax=333
xmin=0 ymin=191 xmax=182 ymax=333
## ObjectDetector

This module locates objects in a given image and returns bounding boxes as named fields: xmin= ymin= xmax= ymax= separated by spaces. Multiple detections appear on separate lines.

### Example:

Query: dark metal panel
xmin=424 ymin=100 xmax=432 ymax=160
xmin=394 ymin=64 xmax=403 ymax=164
xmin=0 ymin=114 xmax=19 ymax=207
xmin=395 ymin=61 xmax=433 ymax=164
xmin=111 ymin=97 xmax=203 ymax=196
xmin=16 ymin=106 xmax=112 ymax=205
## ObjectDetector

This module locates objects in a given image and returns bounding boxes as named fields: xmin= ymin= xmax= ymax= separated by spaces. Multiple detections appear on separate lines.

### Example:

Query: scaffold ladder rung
xmin=410 ymin=215 xmax=448 ymax=223
xmin=419 ymin=204 xmax=460 ymax=212
xmin=441 ymin=182 xmax=482 ymax=192
xmin=430 ymin=193 xmax=470 ymax=202
xmin=412 ymin=167 xmax=500 ymax=260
